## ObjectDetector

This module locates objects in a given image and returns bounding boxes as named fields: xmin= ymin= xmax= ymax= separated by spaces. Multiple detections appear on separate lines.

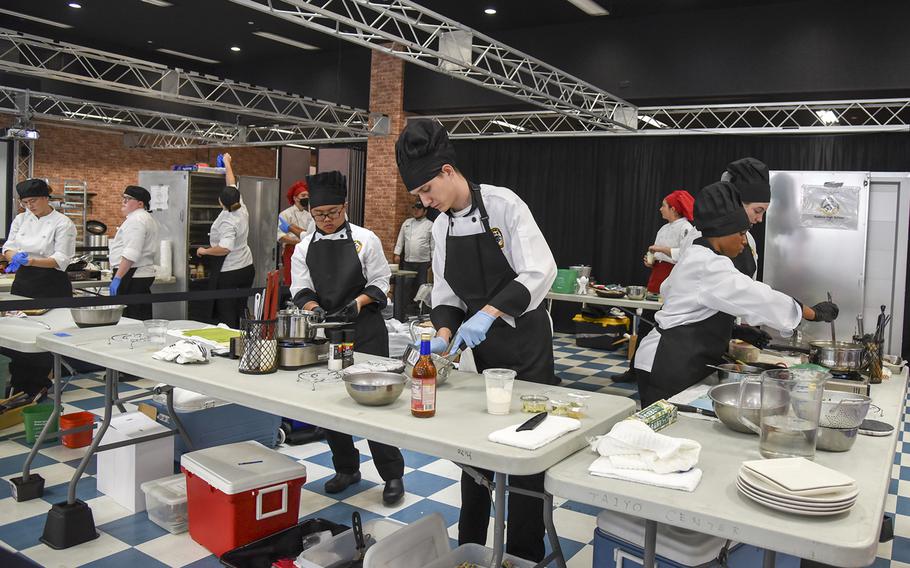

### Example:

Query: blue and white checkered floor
xmin=0 ymin=334 xmax=901 ymax=567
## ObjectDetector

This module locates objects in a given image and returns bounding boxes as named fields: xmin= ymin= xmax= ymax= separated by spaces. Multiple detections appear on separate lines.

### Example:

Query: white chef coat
xmin=209 ymin=203 xmax=253 ymax=272
xmin=289 ymin=222 xmax=390 ymax=299
xmin=652 ymin=217 xmax=693 ymax=263
xmin=431 ymin=183 xmax=556 ymax=328
xmin=109 ymin=208 xmax=159 ymax=277
xmin=394 ymin=217 xmax=434 ymax=263
xmin=2 ymin=209 xmax=76 ymax=271
xmin=672 ymin=229 xmax=759 ymax=280
xmin=634 ymin=241 xmax=801 ymax=373
xmin=277 ymin=205 xmax=314 ymax=242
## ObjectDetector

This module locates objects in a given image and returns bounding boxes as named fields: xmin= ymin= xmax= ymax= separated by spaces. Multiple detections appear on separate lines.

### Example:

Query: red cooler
xmin=180 ymin=441 xmax=307 ymax=556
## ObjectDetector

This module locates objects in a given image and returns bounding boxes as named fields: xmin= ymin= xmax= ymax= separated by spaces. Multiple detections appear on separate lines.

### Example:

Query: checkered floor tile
xmin=0 ymin=334 xmax=901 ymax=567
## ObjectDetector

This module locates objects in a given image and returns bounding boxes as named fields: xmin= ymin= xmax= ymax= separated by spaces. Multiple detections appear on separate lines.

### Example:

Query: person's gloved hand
xmin=413 ymin=336 xmax=448 ymax=354
xmin=731 ymin=324 xmax=772 ymax=349
xmin=331 ymin=300 xmax=359 ymax=322
xmin=451 ymin=311 xmax=497 ymax=349
xmin=811 ymin=301 xmax=839 ymax=322
xmin=310 ymin=306 xmax=326 ymax=322
xmin=4 ymin=252 xmax=28 ymax=274
xmin=109 ymin=277 xmax=122 ymax=296
xmin=278 ymin=217 xmax=290 ymax=233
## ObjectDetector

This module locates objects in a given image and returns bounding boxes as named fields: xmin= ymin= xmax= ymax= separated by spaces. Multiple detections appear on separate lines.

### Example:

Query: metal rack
xmin=49 ymin=179 xmax=89 ymax=246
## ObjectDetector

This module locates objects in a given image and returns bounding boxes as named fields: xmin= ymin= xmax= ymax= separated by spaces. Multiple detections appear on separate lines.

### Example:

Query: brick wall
xmin=364 ymin=49 xmax=411 ymax=260
xmin=4 ymin=118 xmax=276 ymax=237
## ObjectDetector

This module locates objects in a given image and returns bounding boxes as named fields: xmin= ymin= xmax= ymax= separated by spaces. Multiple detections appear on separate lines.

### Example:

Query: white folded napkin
xmin=488 ymin=415 xmax=581 ymax=450
xmin=592 ymin=419 xmax=700 ymax=474
xmin=589 ymin=456 xmax=702 ymax=492
xmin=152 ymin=340 xmax=208 ymax=364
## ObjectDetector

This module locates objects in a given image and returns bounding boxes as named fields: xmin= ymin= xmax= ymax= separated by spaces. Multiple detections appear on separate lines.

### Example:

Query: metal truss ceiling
xmin=226 ymin=0 xmax=637 ymax=131
xmin=416 ymin=99 xmax=910 ymax=138
xmin=0 ymin=28 xmax=385 ymax=140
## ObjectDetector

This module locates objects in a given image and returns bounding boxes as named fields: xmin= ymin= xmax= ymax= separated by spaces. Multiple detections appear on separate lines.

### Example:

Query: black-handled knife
xmin=675 ymin=404 xmax=717 ymax=418
xmin=516 ymin=411 xmax=548 ymax=431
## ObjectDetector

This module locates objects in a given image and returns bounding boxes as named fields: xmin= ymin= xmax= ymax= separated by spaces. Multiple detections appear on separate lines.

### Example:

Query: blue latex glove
xmin=11 ymin=252 xmax=28 ymax=266
xmin=4 ymin=261 xmax=20 ymax=274
xmin=451 ymin=311 xmax=497 ymax=349
xmin=412 ymin=336 xmax=448 ymax=354
xmin=216 ymin=154 xmax=225 ymax=168
xmin=109 ymin=277 xmax=122 ymax=296
xmin=278 ymin=217 xmax=291 ymax=233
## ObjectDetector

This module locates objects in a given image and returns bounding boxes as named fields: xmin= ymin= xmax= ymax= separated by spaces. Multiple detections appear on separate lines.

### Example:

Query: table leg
xmin=67 ymin=368 xmax=115 ymax=505
xmin=490 ymin=471 xmax=507 ymax=568
xmin=165 ymin=386 xmax=193 ymax=450
xmin=12 ymin=354 xmax=63 ymax=500
xmin=763 ymin=549 xmax=777 ymax=568
xmin=542 ymin=491 xmax=568 ymax=568
xmin=643 ymin=519 xmax=657 ymax=568
xmin=111 ymin=370 xmax=127 ymax=413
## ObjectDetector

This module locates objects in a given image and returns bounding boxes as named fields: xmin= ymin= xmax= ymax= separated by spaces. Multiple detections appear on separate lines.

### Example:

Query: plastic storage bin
xmin=362 ymin=513 xmax=450 ymax=568
xmin=181 ymin=440 xmax=307 ymax=557
xmin=592 ymin=510 xmax=800 ymax=568
xmin=149 ymin=388 xmax=279 ymax=463
xmin=140 ymin=474 xmax=188 ymax=534
xmin=220 ymin=518 xmax=349 ymax=568
xmin=425 ymin=543 xmax=534 ymax=568
xmin=298 ymin=518 xmax=405 ymax=567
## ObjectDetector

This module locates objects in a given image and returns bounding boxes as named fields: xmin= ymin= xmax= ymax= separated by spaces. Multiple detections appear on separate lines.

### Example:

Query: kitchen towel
xmin=152 ymin=340 xmax=207 ymax=364
xmin=592 ymin=419 xmax=700 ymax=474
xmin=589 ymin=456 xmax=703 ymax=492
xmin=488 ymin=415 xmax=581 ymax=450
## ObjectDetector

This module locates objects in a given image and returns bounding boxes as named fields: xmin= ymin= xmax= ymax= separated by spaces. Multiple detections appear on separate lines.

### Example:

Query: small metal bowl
xmin=70 ymin=305 xmax=126 ymax=328
xmin=708 ymin=381 xmax=788 ymax=435
xmin=817 ymin=426 xmax=859 ymax=452
xmin=625 ymin=286 xmax=647 ymax=300
xmin=342 ymin=372 xmax=407 ymax=406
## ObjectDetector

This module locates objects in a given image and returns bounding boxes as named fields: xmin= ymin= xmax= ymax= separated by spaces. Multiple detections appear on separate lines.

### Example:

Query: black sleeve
xmin=431 ymin=305 xmax=466 ymax=333
xmin=363 ymin=285 xmax=387 ymax=310
xmin=489 ymin=280 xmax=532 ymax=318
xmin=292 ymin=288 xmax=319 ymax=308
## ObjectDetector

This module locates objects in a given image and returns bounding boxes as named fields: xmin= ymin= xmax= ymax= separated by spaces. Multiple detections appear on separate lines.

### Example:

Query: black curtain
xmin=453 ymin=132 xmax=910 ymax=352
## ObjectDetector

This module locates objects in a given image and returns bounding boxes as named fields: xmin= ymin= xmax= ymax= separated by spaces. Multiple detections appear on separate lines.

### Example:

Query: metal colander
xmin=817 ymin=391 xmax=872 ymax=428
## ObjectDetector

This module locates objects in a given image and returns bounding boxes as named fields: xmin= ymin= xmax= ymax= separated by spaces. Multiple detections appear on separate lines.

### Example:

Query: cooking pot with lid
xmin=276 ymin=305 xmax=347 ymax=341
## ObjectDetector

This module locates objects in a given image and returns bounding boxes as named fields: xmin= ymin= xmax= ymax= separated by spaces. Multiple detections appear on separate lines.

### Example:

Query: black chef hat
xmin=724 ymin=157 xmax=770 ymax=203
xmin=123 ymin=185 xmax=151 ymax=211
xmin=16 ymin=179 xmax=50 ymax=199
xmin=219 ymin=185 xmax=241 ymax=211
xmin=395 ymin=119 xmax=457 ymax=191
xmin=306 ymin=171 xmax=347 ymax=208
xmin=694 ymin=181 xmax=751 ymax=238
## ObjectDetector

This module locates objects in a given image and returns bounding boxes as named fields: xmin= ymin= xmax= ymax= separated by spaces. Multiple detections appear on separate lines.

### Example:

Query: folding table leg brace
xmin=459 ymin=464 xmax=568 ymax=568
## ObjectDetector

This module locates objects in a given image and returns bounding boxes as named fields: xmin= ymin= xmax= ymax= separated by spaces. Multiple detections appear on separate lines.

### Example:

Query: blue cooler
xmin=149 ymin=389 xmax=280 ymax=465
xmin=593 ymin=510 xmax=800 ymax=568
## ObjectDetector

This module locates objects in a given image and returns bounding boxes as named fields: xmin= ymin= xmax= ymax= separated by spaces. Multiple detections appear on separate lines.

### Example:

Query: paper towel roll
xmin=158 ymin=240 xmax=172 ymax=279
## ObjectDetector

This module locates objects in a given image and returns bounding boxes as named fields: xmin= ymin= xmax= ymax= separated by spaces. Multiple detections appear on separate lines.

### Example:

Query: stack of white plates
xmin=737 ymin=458 xmax=858 ymax=516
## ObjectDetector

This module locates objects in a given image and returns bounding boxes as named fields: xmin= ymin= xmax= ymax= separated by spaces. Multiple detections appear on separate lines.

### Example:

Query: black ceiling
xmin=2 ymin=0 xmax=806 ymax=74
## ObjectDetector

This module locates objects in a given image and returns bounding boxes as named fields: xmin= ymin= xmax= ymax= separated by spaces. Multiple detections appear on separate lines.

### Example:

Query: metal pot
xmin=569 ymin=265 xmax=592 ymax=279
xmin=276 ymin=306 xmax=346 ymax=341
xmin=88 ymin=234 xmax=109 ymax=248
xmin=70 ymin=305 xmax=125 ymax=328
xmin=809 ymin=340 xmax=865 ymax=372
xmin=708 ymin=362 xmax=763 ymax=382
xmin=625 ymin=285 xmax=646 ymax=300
xmin=86 ymin=220 xmax=107 ymax=235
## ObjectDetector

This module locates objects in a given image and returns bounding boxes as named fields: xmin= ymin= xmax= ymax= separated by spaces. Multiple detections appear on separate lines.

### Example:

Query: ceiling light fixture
xmin=140 ymin=0 xmax=174 ymax=6
xmin=490 ymin=119 xmax=528 ymax=132
xmin=68 ymin=3 xmax=82 ymax=8
xmin=269 ymin=127 xmax=297 ymax=135
xmin=63 ymin=111 xmax=125 ymax=123
xmin=484 ymin=8 xmax=497 ymax=15
xmin=815 ymin=110 xmax=839 ymax=125
xmin=253 ymin=31 xmax=320 ymax=51
xmin=287 ymin=143 xmax=316 ymax=150
xmin=638 ymin=115 xmax=667 ymax=128
xmin=565 ymin=0 xmax=609 ymax=16
xmin=230 ymin=46 xmax=241 ymax=52
xmin=0 ymin=8 xmax=73 ymax=28
xmin=156 ymin=48 xmax=220 ymax=64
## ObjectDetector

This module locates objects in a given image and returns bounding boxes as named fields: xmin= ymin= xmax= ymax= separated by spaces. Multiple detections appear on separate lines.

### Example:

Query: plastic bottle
xmin=411 ymin=333 xmax=437 ymax=418
xmin=342 ymin=329 xmax=355 ymax=368
xmin=327 ymin=329 xmax=343 ymax=371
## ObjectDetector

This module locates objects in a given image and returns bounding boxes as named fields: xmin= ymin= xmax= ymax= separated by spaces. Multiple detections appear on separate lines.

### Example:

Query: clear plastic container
xmin=520 ymin=394 xmax=549 ymax=413
xmin=144 ymin=319 xmax=170 ymax=344
xmin=140 ymin=474 xmax=188 ymax=534
xmin=424 ymin=543 xmax=534 ymax=568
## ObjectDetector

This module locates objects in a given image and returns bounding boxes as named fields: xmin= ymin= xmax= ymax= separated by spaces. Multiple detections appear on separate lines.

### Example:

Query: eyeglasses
xmin=19 ymin=198 xmax=42 ymax=207
xmin=311 ymin=207 xmax=343 ymax=221
xmin=121 ymin=196 xmax=137 ymax=203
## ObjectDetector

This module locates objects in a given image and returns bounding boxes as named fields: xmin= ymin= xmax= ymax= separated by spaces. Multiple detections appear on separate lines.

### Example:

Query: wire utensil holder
xmin=238 ymin=318 xmax=278 ymax=375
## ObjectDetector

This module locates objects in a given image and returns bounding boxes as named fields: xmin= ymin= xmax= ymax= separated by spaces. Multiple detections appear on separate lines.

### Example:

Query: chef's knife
xmin=516 ymin=411 xmax=548 ymax=431
xmin=675 ymin=404 xmax=717 ymax=418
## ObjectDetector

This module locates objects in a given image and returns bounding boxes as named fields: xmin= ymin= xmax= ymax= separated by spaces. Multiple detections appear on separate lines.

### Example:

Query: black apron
xmin=644 ymin=237 xmax=736 ymax=406
xmin=11 ymin=265 xmax=72 ymax=298
xmin=117 ymin=267 xmax=155 ymax=321
xmin=306 ymin=224 xmax=387 ymax=357
xmin=732 ymin=239 xmax=757 ymax=278
xmin=444 ymin=183 xmax=555 ymax=384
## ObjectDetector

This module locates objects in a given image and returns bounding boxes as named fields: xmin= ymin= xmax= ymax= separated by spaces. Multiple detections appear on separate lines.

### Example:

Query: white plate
xmin=737 ymin=479 xmax=855 ymax=511
xmin=739 ymin=468 xmax=859 ymax=503
xmin=883 ymin=360 xmax=906 ymax=373
xmin=737 ymin=483 xmax=854 ymax=516
xmin=741 ymin=458 xmax=856 ymax=495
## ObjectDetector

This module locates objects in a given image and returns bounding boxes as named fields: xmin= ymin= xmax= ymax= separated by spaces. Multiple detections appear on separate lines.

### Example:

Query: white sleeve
xmin=362 ymin=232 xmax=390 ymax=296
xmin=119 ymin=218 xmax=146 ymax=263
xmin=2 ymin=215 xmax=23 ymax=253
xmin=217 ymin=220 xmax=237 ymax=250
xmin=495 ymin=198 xmax=556 ymax=314
xmin=289 ymin=239 xmax=313 ymax=298
xmin=393 ymin=220 xmax=406 ymax=256
xmin=430 ymin=221 xmax=466 ymax=313
xmin=696 ymin=256 xmax=802 ymax=331
xmin=52 ymin=217 xmax=77 ymax=271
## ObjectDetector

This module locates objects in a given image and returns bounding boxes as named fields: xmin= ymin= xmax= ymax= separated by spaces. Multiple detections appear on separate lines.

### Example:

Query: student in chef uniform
xmin=633 ymin=181 xmax=839 ymax=407
xmin=393 ymin=199 xmax=434 ymax=317
xmin=108 ymin=185 xmax=159 ymax=320
xmin=2 ymin=179 xmax=76 ymax=395
xmin=396 ymin=119 xmax=557 ymax=563
xmin=289 ymin=170 xmax=405 ymax=506
xmin=277 ymin=180 xmax=314 ymax=285
xmin=195 ymin=153 xmax=254 ymax=328
xmin=643 ymin=189 xmax=694 ymax=294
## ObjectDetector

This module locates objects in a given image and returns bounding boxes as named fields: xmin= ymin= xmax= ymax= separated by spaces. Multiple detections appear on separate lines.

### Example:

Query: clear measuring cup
xmin=738 ymin=368 xmax=829 ymax=460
